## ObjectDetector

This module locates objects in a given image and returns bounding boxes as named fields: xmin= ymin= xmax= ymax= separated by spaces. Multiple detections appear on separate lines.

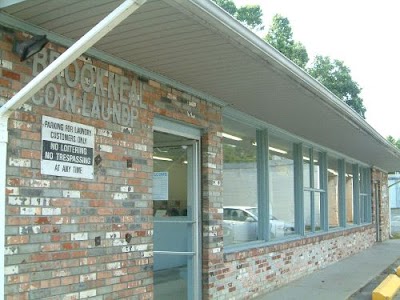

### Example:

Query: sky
xmin=234 ymin=0 xmax=399 ymax=139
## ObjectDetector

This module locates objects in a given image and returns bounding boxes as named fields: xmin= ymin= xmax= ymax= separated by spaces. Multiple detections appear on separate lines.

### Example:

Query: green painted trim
xmin=367 ymin=168 xmax=372 ymax=223
xmin=154 ymin=117 xmax=201 ymax=140
xmin=363 ymin=168 xmax=372 ymax=223
xmin=358 ymin=168 xmax=370 ymax=224
xmin=294 ymin=143 xmax=304 ymax=235
xmin=353 ymin=164 xmax=360 ymax=225
xmin=256 ymin=129 xmax=269 ymax=241
xmin=320 ymin=152 xmax=328 ymax=231
xmin=309 ymin=149 xmax=315 ymax=232
xmin=338 ymin=159 xmax=346 ymax=227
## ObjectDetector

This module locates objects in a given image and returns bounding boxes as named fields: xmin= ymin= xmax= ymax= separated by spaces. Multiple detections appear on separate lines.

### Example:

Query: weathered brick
xmin=8 ymin=158 xmax=31 ymax=167
xmin=71 ymin=232 xmax=88 ymax=241
xmin=2 ymin=25 xmax=387 ymax=300
xmin=2 ymin=69 xmax=20 ymax=80
xmin=4 ymin=265 xmax=19 ymax=275
xmin=0 ymin=59 xmax=13 ymax=69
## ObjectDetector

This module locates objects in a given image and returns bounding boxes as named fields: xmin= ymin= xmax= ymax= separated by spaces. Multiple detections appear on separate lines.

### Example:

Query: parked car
xmin=223 ymin=206 xmax=294 ymax=244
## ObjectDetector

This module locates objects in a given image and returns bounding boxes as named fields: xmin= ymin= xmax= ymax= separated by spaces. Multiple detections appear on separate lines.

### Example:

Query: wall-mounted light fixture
xmin=13 ymin=35 xmax=48 ymax=62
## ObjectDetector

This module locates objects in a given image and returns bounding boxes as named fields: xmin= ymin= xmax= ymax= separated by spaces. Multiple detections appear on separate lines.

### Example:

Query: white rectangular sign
xmin=41 ymin=116 xmax=94 ymax=179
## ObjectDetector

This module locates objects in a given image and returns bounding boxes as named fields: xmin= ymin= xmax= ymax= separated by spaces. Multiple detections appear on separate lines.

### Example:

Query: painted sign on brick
xmin=41 ymin=116 xmax=94 ymax=179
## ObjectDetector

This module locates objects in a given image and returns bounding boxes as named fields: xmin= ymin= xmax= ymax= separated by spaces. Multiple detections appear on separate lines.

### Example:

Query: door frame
xmin=374 ymin=181 xmax=382 ymax=242
xmin=153 ymin=117 xmax=202 ymax=300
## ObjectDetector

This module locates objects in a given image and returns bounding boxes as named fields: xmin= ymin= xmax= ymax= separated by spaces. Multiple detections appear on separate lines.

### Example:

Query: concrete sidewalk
xmin=255 ymin=239 xmax=400 ymax=300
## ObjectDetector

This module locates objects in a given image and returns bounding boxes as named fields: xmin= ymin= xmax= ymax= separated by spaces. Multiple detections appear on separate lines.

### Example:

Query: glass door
xmin=153 ymin=130 xmax=200 ymax=300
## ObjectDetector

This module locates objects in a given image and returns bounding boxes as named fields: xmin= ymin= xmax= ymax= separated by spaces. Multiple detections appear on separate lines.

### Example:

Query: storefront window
xmin=328 ymin=157 xmax=339 ymax=229
xmin=303 ymin=147 xmax=325 ymax=233
xmin=222 ymin=117 xmax=371 ymax=246
xmin=222 ymin=118 xmax=258 ymax=246
xmin=346 ymin=163 xmax=354 ymax=225
xmin=269 ymin=135 xmax=295 ymax=239
xmin=359 ymin=167 xmax=371 ymax=223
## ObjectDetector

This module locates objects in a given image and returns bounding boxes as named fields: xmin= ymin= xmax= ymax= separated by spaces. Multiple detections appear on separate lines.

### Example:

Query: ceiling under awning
xmin=1 ymin=0 xmax=399 ymax=172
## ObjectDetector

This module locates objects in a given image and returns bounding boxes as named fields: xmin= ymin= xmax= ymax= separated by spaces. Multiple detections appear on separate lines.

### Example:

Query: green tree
xmin=265 ymin=14 xmax=366 ymax=118
xmin=265 ymin=14 xmax=309 ymax=68
xmin=387 ymin=136 xmax=400 ymax=149
xmin=308 ymin=56 xmax=366 ymax=118
xmin=212 ymin=0 xmax=263 ymax=30
xmin=213 ymin=7 xmax=367 ymax=118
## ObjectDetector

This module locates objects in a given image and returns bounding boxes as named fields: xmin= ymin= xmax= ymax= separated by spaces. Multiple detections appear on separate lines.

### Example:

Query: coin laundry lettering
xmin=32 ymin=49 xmax=141 ymax=127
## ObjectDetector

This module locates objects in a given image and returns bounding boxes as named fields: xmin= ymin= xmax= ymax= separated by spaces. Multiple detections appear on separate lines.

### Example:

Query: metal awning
xmin=1 ymin=0 xmax=400 ymax=171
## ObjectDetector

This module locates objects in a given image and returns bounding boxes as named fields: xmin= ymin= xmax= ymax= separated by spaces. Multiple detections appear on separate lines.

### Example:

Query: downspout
xmin=0 ymin=117 xmax=7 ymax=298
xmin=0 ymin=0 xmax=147 ymax=298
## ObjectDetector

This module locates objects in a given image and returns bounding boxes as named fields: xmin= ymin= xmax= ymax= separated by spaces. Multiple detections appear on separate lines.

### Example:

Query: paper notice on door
xmin=153 ymin=171 xmax=169 ymax=200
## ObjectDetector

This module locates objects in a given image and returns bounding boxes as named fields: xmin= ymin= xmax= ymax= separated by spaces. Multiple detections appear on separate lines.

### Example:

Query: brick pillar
xmin=201 ymin=121 xmax=224 ymax=299
xmin=372 ymin=168 xmax=390 ymax=241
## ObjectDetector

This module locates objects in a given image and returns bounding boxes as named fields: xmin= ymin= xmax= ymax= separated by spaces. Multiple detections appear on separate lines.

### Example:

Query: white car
xmin=223 ymin=206 xmax=289 ymax=244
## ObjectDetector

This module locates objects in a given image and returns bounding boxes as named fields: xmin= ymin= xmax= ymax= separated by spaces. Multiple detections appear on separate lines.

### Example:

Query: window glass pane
xmin=328 ymin=157 xmax=339 ymax=229
xmin=304 ymin=191 xmax=321 ymax=233
xmin=359 ymin=168 xmax=365 ymax=193
xmin=303 ymin=148 xmax=321 ymax=189
xmin=345 ymin=163 xmax=354 ymax=225
xmin=269 ymin=135 xmax=295 ymax=239
xmin=303 ymin=148 xmax=311 ymax=188
xmin=222 ymin=118 xmax=258 ymax=246
xmin=153 ymin=132 xmax=191 ymax=219
xmin=314 ymin=192 xmax=322 ymax=231
xmin=314 ymin=150 xmax=321 ymax=189
xmin=359 ymin=167 xmax=371 ymax=223
xmin=304 ymin=191 xmax=311 ymax=233
xmin=360 ymin=195 xmax=367 ymax=223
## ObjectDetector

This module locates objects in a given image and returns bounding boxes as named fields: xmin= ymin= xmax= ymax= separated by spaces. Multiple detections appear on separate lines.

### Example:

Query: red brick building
xmin=0 ymin=1 xmax=399 ymax=299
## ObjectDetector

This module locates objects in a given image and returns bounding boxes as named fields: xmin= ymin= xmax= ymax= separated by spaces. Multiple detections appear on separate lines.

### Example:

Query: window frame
xmin=222 ymin=115 xmax=373 ymax=250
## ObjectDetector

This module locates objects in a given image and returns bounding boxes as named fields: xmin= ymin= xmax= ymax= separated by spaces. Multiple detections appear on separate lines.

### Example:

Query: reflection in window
xmin=303 ymin=147 xmax=324 ymax=234
xmin=304 ymin=191 xmax=321 ymax=232
xmin=222 ymin=119 xmax=258 ymax=246
xmin=303 ymin=148 xmax=321 ymax=189
xmin=269 ymin=135 xmax=295 ymax=239
xmin=153 ymin=140 xmax=189 ymax=219
xmin=221 ymin=117 xmax=372 ymax=246
xmin=345 ymin=163 xmax=354 ymax=225
xmin=328 ymin=157 xmax=339 ymax=229
xmin=359 ymin=167 xmax=371 ymax=223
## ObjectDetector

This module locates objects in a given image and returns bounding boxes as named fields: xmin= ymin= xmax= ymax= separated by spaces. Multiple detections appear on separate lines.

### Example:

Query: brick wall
xmin=0 ymin=27 xmax=388 ymax=300
xmin=205 ymin=168 xmax=387 ymax=299
xmin=1 ymin=28 xmax=221 ymax=299
xmin=2 ymin=29 xmax=155 ymax=300
xmin=214 ymin=226 xmax=375 ymax=299
xmin=201 ymin=124 xmax=224 ymax=299
xmin=372 ymin=168 xmax=390 ymax=241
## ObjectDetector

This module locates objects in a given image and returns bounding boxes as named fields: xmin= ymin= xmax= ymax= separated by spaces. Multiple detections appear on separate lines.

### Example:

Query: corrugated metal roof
xmin=1 ymin=0 xmax=399 ymax=171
